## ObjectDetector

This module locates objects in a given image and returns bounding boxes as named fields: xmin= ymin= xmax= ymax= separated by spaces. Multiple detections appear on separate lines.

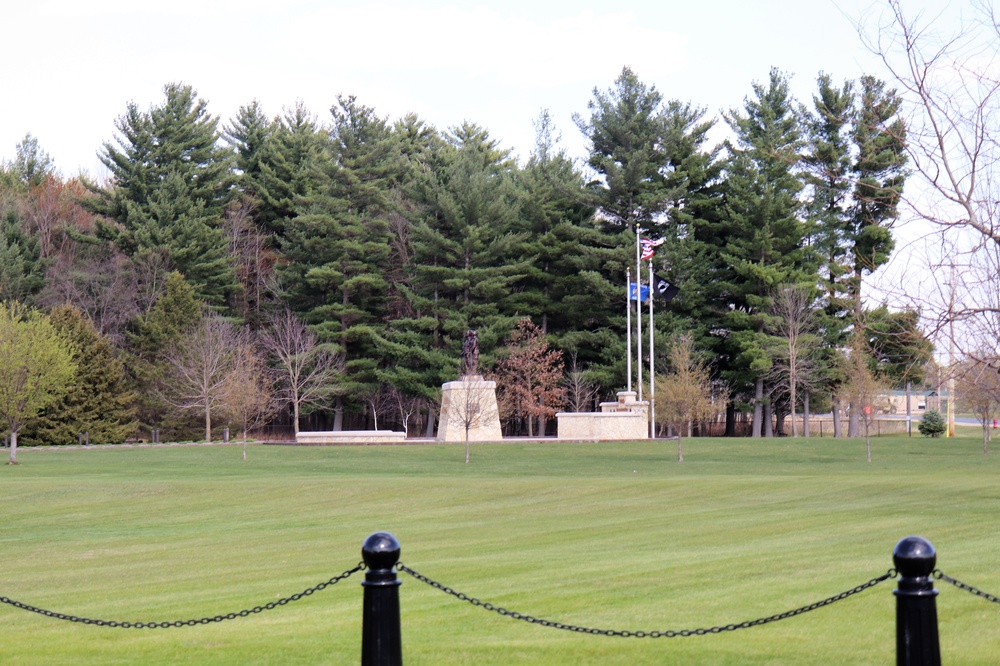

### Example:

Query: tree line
xmin=0 ymin=65 xmax=934 ymax=448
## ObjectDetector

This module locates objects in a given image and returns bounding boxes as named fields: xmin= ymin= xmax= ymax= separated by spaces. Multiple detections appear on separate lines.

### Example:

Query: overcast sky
xmin=1 ymin=0 xmax=925 ymax=178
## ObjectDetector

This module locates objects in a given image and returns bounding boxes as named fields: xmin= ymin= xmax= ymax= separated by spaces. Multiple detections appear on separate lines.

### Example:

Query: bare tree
xmin=839 ymin=335 xmax=888 ymax=463
xmin=655 ymin=334 xmax=729 ymax=462
xmin=861 ymin=1 xmax=1000 ymax=361
xmin=219 ymin=337 xmax=278 ymax=461
xmin=955 ymin=354 xmax=1000 ymax=454
xmin=443 ymin=379 xmax=501 ymax=464
xmin=766 ymin=285 xmax=822 ymax=437
xmin=224 ymin=197 xmax=278 ymax=323
xmin=161 ymin=313 xmax=240 ymax=442
xmin=562 ymin=352 xmax=600 ymax=413
xmin=260 ymin=310 xmax=343 ymax=435
xmin=387 ymin=385 xmax=421 ymax=436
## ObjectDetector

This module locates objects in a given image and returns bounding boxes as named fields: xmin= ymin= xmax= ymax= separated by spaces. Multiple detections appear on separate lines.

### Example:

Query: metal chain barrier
xmin=934 ymin=569 xmax=1000 ymax=605
xmin=398 ymin=563 xmax=896 ymax=638
xmin=0 ymin=563 xmax=365 ymax=629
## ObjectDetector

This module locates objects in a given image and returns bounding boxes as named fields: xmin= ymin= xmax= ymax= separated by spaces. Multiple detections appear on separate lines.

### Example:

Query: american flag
xmin=640 ymin=237 xmax=664 ymax=261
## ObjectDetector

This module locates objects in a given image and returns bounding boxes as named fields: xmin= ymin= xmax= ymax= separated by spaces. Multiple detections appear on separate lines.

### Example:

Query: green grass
xmin=2 ymin=435 xmax=1000 ymax=665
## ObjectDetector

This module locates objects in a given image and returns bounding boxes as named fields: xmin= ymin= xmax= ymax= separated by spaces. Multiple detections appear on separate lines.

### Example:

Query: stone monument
xmin=437 ymin=329 xmax=503 ymax=442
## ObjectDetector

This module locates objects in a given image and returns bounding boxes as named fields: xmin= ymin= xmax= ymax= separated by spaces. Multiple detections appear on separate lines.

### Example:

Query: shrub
xmin=918 ymin=409 xmax=947 ymax=437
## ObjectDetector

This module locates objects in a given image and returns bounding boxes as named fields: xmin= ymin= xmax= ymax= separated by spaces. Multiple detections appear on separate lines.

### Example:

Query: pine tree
xmin=0 ymin=206 xmax=46 ymax=303
xmin=804 ymin=74 xmax=907 ymax=436
xmin=517 ymin=111 xmax=617 ymax=371
xmin=918 ymin=409 xmax=946 ymax=437
xmin=280 ymin=96 xmax=396 ymax=427
xmin=716 ymin=68 xmax=813 ymax=437
xmin=404 ymin=122 xmax=530 ymax=371
xmin=90 ymin=83 xmax=236 ymax=306
xmin=225 ymin=99 xmax=276 ymax=195
xmin=126 ymin=271 xmax=204 ymax=436
xmin=21 ymin=305 xmax=137 ymax=445
xmin=240 ymin=101 xmax=326 ymax=239
xmin=575 ymin=66 xmax=668 ymax=234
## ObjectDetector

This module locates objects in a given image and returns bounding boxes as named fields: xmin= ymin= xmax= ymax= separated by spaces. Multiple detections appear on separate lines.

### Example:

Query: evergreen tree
xmin=21 ymin=305 xmax=137 ymax=445
xmin=129 ymin=271 xmax=203 ymax=362
xmin=803 ymin=73 xmax=855 ymax=436
xmin=238 ymin=101 xmax=325 ymax=239
xmin=280 ymin=96 xmax=396 ymax=427
xmin=575 ymin=66 xmax=668 ymax=234
xmin=804 ymin=74 xmax=907 ymax=436
xmin=849 ymin=76 xmax=907 ymax=321
xmin=517 ymin=111 xmax=617 ymax=371
xmin=653 ymin=101 xmax=727 ymax=390
xmin=225 ymin=99 xmax=276 ymax=194
xmin=89 ymin=83 xmax=236 ymax=306
xmin=918 ymin=409 xmax=946 ymax=437
xmin=716 ymin=68 xmax=813 ymax=436
xmin=404 ymin=122 xmax=530 ymax=370
xmin=126 ymin=271 xmax=204 ymax=435
xmin=5 ymin=134 xmax=55 ymax=189
xmin=0 ymin=206 xmax=46 ymax=303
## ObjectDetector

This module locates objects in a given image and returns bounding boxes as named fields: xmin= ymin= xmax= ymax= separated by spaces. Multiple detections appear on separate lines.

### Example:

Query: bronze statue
xmin=461 ymin=329 xmax=480 ymax=377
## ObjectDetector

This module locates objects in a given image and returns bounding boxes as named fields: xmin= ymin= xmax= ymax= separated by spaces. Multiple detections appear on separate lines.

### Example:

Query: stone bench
xmin=295 ymin=431 xmax=407 ymax=445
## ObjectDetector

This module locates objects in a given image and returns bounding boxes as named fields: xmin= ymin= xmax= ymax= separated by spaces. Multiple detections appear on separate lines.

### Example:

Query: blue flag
xmin=629 ymin=282 xmax=650 ymax=302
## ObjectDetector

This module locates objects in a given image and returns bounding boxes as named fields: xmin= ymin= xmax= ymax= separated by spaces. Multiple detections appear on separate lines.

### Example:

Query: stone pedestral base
xmin=556 ymin=390 xmax=650 ymax=440
xmin=437 ymin=377 xmax=503 ymax=442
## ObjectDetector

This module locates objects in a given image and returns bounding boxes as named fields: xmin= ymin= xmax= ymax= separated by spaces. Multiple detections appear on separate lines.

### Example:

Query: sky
xmin=0 ymin=0 xmax=915 ymax=178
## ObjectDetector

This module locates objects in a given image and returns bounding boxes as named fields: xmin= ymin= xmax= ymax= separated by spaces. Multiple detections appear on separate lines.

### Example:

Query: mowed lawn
xmin=2 ymin=435 xmax=1000 ymax=665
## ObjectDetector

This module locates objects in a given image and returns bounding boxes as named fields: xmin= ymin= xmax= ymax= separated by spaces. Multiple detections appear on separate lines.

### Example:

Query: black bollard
xmin=361 ymin=532 xmax=402 ymax=666
xmin=893 ymin=536 xmax=941 ymax=666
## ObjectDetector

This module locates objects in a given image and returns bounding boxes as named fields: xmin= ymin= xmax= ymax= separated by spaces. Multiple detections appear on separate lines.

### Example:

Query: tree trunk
xmin=333 ymin=398 xmax=344 ymax=431
xmin=832 ymin=397 xmax=843 ymax=438
xmin=764 ymin=401 xmax=774 ymax=438
xmin=465 ymin=431 xmax=470 ymax=464
xmin=803 ymin=393 xmax=810 ymax=438
xmin=293 ymin=398 xmax=301 ymax=436
xmin=725 ymin=402 xmax=737 ymax=437
xmin=848 ymin=400 xmax=860 ymax=438
xmin=205 ymin=399 xmax=212 ymax=442
xmin=8 ymin=430 xmax=18 ymax=465
xmin=677 ymin=434 xmax=683 ymax=463
xmin=790 ymin=382 xmax=799 ymax=437
xmin=425 ymin=407 xmax=436 ymax=438
xmin=752 ymin=379 xmax=764 ymax=438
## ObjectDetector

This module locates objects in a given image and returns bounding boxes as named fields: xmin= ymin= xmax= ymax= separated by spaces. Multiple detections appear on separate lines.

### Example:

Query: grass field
xmin=2 ymin=434 xmax=1000 ymax=665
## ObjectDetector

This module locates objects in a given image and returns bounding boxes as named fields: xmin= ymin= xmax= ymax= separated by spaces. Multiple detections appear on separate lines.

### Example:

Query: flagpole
xmin=626 ymin=268 xmax=632 ymax=394
xmin=635 ymin=230 xmax=643 ymax=402
xmin=648 ymin=259 xmax=655 ymax=438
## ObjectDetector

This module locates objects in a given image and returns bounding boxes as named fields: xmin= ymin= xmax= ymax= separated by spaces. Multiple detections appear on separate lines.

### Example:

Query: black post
xmin=894 ymin=536 xmax=941 ymax=666
xmin=361 ymin=532 xmax=402 ymax=666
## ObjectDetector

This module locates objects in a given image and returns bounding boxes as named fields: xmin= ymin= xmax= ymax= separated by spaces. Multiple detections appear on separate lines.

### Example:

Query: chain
xmin=398 ymin=563 xmax=896 ymax=638
xmin=0 ymin=563 xmax=364 ymax=629
xmin=934 ymin=569 xmax=1000 ymax=605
